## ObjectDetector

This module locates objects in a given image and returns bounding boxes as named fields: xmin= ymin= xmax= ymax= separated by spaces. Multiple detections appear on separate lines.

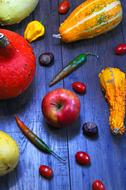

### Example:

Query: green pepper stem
xmin=51 ymin=151 xmax=66 ymax=163
xmin=86 ymin=53 xmax=99 ymax=59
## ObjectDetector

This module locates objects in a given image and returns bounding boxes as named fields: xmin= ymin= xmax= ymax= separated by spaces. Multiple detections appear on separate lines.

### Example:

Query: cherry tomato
xmin=39 ymin=165 xmax=53 ymax=179
xmin=58 ymin=0 xmax=70 ymax=14
xmin=72 ymin=82 xmax=86 ymax=94
xmin=114 ymin=43 xmax=126 ymax=55
xmin=92 ymin=180 xmax=105 ymax=190
xmin=75 ymin=151 xmax=91 ymax=165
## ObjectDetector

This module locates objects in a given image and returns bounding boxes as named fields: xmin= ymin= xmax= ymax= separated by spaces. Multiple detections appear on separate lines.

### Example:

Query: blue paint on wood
xmin=0 ymin=0 xmax=126 ymax=189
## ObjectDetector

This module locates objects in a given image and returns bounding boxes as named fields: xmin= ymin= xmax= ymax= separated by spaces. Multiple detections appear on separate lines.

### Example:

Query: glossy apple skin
xmin=42 ymin=88 xmax=80 ymax=128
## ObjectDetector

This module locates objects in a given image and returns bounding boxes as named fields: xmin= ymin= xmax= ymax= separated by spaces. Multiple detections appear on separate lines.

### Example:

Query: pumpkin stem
xmin=0 ymin=33 xmax=10 ymax=48
xmin=53 ymin=34 xmax=61 ymax=39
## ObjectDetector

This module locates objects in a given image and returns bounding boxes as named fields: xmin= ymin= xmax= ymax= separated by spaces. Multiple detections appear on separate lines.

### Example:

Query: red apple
xmin=42 ymin=88 xmax=80 ymax=128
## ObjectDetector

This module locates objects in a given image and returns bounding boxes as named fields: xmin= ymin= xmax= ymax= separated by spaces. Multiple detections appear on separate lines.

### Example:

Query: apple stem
xmin=51 ymin=151 xmax=66 ymax=163
xmin=0 ymin=33 xmax=10 ymax=48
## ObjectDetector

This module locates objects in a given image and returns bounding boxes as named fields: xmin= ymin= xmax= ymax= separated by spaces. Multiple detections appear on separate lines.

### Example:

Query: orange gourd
xmin=99 ymin=68 xmax=126 ymax=135
xmin=57 ymin=0 xmax=123 ymax=43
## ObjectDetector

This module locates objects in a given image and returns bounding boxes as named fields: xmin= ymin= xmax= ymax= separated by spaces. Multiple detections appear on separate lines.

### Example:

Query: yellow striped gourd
xmin=58 ymin=0 xmax=123 ymax=43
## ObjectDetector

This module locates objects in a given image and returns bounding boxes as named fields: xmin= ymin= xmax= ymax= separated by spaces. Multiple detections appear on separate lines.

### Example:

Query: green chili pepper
xmin=49 ymin=53 xmax=98 ymax=87
xmin=15 ymin=116 xmax=66 ymax=163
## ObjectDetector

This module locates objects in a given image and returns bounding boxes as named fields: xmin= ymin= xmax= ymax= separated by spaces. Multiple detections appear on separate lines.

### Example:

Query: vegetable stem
xmin=53 ymin=34 xmax=61 ymax=39
xmin=86 ymin=53 xmax=99 ymax=59
xmin=0 ymin=33 xmax=10 ymax=48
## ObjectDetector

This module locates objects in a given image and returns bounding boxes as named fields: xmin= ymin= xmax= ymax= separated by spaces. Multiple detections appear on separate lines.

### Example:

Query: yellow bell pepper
xmin=24 ymin=20 xmax=45 ymax=42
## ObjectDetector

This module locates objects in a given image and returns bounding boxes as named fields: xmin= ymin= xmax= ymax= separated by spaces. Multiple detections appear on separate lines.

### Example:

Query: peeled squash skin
xmin=0 ymin=0 xmax=39 ymax=25
xmin=59 ymin=0 xmax=123 ymax=43
xmin=0 ymin=131 xmax=19 ymax=176
xmin=99 ymin=68 xmax=126 ymax=135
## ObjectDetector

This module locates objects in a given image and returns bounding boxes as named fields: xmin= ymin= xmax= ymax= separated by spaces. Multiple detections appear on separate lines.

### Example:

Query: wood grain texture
xmin=0 ymin=0 xmax=126 ymax=189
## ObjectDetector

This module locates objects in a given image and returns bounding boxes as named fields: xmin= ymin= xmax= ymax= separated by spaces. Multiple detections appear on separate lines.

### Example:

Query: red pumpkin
xmin=0 ymin=29 xmax=36 ymax=99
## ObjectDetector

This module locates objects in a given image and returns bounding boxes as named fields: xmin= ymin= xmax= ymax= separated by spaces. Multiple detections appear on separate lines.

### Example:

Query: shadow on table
xmin=0 ymin=83 xmax=34 ymax=116
xmin=0 ymin=164 xmax=22 ymax=189
xmin=42 ymin=116 xmax=81 ymax=141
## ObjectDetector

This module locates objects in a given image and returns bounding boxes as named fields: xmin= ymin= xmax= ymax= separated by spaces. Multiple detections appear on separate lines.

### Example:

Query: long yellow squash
xmin=99 ymin=68 xmax=126 ymax=135
xmin=58 ymin=0 xmax=123 ymax=43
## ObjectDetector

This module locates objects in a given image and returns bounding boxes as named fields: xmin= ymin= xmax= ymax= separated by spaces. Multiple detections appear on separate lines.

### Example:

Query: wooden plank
xmin=0 ymin=0 xmax=70 ymax=190
xmin=60 ymin=0 xmax=126 ymax=190
xmin=0 ymin=0 xmax=126 ymax=189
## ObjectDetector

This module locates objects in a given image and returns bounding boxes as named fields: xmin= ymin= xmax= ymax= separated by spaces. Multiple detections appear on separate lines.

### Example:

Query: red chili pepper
xmin=58 ymin=0 xmax=70 ymax=14
xmin=39 ymin=165 xmax=53 ymax=179
xmin=72 ymin=82 xmax=86 ymax=94
xmin=15 ymin=116 xmax=65 ymax=163
xmin=75 ymin=151 xmax=91 ymax=165
xmin=92 ymin=180 xmax=105 ymax=190
xmin=114 ymin=43 xmax=126 ymax=55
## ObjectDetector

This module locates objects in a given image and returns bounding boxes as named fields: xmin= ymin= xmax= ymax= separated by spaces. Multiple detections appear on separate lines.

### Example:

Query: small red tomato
xmin=39 ymin=165 xmax=53 ymax=179
xmin=92 ymin=180 xmax=105 ymax=190
xmin=72 ymin=82 xmax=86 ymax=94
xmin=75 ymin=151 xmax=90 ymax=165
xmin=58 ymin=0 xmax=70 ymax=14
xmin=114 ymin=43 xmax=126 ymax=55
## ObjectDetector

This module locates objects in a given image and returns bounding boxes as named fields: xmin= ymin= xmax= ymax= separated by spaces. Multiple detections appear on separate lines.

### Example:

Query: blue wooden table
xmin=0 ymin=0 xmax=126 ymax=189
